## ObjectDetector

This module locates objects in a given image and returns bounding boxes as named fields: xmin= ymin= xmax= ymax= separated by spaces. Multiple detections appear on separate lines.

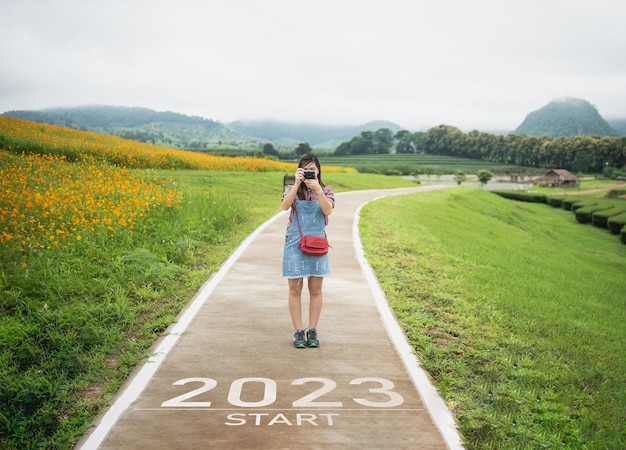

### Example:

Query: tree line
xmin=422 ymin=125 xmax=626 ymax=174
xmin=334 ymin=129 xmax=425 ymax=155
xmin=321 ymin=125 xmax=626 ymax=174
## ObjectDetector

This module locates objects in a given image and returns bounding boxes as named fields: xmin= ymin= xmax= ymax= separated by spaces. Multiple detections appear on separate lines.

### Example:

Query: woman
xmin=281 ymin=153 xmax=335 ymax=348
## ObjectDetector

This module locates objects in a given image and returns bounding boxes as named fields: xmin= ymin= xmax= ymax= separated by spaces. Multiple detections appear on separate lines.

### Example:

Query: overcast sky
xmin=1 ymin=0 xmax=624 ymax=132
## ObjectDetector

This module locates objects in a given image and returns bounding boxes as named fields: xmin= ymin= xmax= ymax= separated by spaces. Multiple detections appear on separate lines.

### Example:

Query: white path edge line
xmin=79 ymin=211 xmax=288 ymax=450
xmin=353 ymin=189 xmax=464 ymax=450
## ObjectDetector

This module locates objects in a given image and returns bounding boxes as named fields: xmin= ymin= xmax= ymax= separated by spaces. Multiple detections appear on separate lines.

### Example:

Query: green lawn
xmin=527 ymin=179 xmax=626 ymax=198
xmin=0 ymin=169 xmax=417 ymax=449
xmin=3 ymin=168 xmax=623 ymax=449
xmin=321 ymin=153 xmax=512 ymax=175
xmin=359 ymin=187 xmax=626 ymax=449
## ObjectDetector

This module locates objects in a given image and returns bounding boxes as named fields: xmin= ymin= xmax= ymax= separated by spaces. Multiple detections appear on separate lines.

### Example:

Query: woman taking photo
xmin=281 ymin=153 xmax=335 ymax=348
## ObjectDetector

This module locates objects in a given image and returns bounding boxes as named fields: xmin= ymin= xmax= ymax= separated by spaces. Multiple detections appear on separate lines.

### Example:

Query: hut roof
xmin=542 ymin=169 xmax=578 ymax=180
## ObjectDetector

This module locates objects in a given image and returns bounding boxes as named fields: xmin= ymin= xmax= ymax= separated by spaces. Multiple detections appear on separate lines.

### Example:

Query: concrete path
xmin=77 ymin=186 xmax=463 ymax=450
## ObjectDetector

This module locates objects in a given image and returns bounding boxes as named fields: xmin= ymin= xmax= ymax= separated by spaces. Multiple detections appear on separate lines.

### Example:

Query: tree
xmin=295 ymin=142 xmax=312 ymax=156
xmin=395 ymin=130 xmax=420 ymax=153
xmin=356 ymin=131 xmax=375 ymax=154
xmin=421 ymin=125 xmax=466 ymax=156
xmin=571 ymin=150 xmax=592 ymax=173
xmin=454 ymin=170 xmax=467 ymax=185
xmin=334 ymin=139 xmax=353 ymax=156
xmin=476 ymin=169 xmax=493 ymax=187
xmin=373 ymin=128 xmax=394 ymax=154
xmin=263 ymin=143 xmax=279 ymax=157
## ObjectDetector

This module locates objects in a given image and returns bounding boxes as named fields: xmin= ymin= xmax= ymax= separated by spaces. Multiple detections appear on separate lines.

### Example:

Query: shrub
xmin=562 ymin=198 xmax=580 ymax=210
xmin=592 ymin=205 xmax=626 ymax=228
xmin=493 ymin=191 xmax=547 ymax=203
xmin=575 ymin=204 xmax=616 ymax=224
xmin=547 ymin=197 xmax=564 ymax=208
xmin=562 ymin=198 xmax=597 ymax=211
xmin=608 ymin=212 xmax=626 ymax=235
xmin=606 ymin=189 xmax=626 ymax=198
xmin=496 ymin=192 xmax=626 ymax=245
xmin=621 ymin=226 xmax=626 ymax=244
xmin=571 ymin=200 xmax=599 ymax=212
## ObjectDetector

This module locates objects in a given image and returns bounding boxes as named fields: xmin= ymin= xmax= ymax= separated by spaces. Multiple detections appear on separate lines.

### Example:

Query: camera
xmin=303 ymin=170 xmax=316 ymax=179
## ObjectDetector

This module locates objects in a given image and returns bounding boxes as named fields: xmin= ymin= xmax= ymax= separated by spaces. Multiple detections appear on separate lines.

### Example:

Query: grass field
xmin=527 ymin=179 xmax=626 ymax=198
xmin=359 ymin=188 xmax=626 ymax=449
xmin=1 ymin=118 xmax=624 ymax=448
xmin=0 ymin=141 xmax=415 ymax=448
xmin=322 ymin=153 xmax=522 ymax=175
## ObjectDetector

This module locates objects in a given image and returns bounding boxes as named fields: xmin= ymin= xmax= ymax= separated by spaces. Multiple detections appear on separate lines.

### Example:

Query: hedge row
xmin=494 ymin=191 xmax=547 ymax=203
xmin=493 ymin=191 xmax=626 ymax=245
xmin=606 ymin=189 xmax=626 ymax=199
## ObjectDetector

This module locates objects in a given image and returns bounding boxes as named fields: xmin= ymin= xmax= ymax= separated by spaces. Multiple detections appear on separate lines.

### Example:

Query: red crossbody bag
xmin=293 ymin=202 xmax=329 ymax=256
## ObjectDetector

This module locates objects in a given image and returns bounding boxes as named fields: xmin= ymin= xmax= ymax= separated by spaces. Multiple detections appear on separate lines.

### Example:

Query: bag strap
xmin=293 ymin=201 xmax=303 ymax=239
xmin=292 ymin=200 xmax=327 ymax=240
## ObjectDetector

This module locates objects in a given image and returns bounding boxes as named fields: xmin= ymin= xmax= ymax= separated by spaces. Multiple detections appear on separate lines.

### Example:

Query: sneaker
xmin=293 ymin=330 xmax=306 ymax=348
xmin=306 ymin=328 xmax=319 ymax=347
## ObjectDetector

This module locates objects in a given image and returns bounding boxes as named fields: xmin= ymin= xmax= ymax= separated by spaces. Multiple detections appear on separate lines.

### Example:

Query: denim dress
xmin=282 ymin=198 xmax=330 ymax=279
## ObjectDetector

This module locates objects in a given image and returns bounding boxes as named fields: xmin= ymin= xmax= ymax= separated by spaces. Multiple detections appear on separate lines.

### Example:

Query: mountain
xmin=606 ymin=118 xmax=626 ymax=136
xmin=514 ymin=98 xmax=618 ymax=137
xmin=3 ymin=105 xmax=221 ymax=130
xmin=1 ymin=106 xmax=405 ymax=150
xmin=1 ymin=105 xmax=230 ymax=149
xmin=227 ymin=119 xmax=404 ymax=148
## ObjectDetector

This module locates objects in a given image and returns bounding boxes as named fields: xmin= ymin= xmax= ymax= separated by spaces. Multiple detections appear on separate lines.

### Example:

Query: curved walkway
xmin=77 ymin=186 xmax=463 ymax=450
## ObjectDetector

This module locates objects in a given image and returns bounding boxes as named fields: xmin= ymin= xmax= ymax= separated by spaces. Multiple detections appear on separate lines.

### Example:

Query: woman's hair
xmin=296 ymin=152 xmax=325 ymax=200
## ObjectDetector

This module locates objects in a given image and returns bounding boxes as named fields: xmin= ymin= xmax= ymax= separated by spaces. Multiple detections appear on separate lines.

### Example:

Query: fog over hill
xmin=227 ymin=119 xmax=404 ymax=147
xmin=1 ymin=106 xmax=404 ymax=150
xmin=3 ymin=103 xmax=624 ymax=152
xmin=514 ymin=98 xmax=618 ymax=137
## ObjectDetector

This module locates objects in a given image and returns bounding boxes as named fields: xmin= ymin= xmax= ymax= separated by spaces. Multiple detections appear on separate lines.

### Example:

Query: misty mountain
xmin=2 ymin=105 xmax=227 ymax=149
xmin=606 ymin=118 xmax=626 ymax=136
xmin=1 ymin=106 xmax=404 ymax=150
xmin=514 ymin=98 xmax=618 ymax=137
xmin=3 ymin=105 xmax=221 ymax=130
xmin=227 ymin=119 xmax=404 ymax=147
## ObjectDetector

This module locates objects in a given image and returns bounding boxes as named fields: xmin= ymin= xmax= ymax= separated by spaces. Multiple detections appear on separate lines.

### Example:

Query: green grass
xmin=527 ymin=179 xmax=626 ymax=198
xmin=359 ymin=187 xmax=626 ymax=449
xmin=0 ymin=169 xmax=415 ymax=449
xmin=322 ymin=153 xmax=517 ymax=175
xmin=3 ymin=163 xmax=624 ymax=449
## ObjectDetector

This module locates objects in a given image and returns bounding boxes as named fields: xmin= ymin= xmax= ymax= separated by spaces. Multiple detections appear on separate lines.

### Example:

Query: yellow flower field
xmin=0 ymin=150 xmax=182 ymax=257
xmin=0 ymin=116 xmax=353 ymax=258
xmin=0 ymin=116 xmax=358 ymax=450
xmin=0 ymin=116 xmax=354 ymax=173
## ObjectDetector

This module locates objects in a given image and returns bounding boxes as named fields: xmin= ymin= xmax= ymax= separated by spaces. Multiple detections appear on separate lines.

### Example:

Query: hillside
xmin=227 ymin=119 xmax=404 ymax=148
xmin=607 ymin=118 xmax=626 ymax=136
xmin=514 ymin=98 xmax=618 ymax=137
xmin=1 ymin=106 xmax=247 ymax=150
xmin=1 ymin=106 xmax=403 ymax=151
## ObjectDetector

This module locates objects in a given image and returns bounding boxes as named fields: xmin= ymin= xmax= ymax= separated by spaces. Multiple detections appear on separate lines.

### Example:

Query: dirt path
xmin=558 ymin=183 xmax=626 ymax=196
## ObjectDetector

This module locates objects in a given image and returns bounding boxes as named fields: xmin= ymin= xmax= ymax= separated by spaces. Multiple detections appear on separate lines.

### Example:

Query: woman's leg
xmin=288 ymin=278 xmax=304 ymax=330
xmin=307 ymin=276 xmax=324 ymax=329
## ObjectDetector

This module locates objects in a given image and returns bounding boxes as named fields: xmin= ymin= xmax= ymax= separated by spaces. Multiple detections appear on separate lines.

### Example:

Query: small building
xmin=535 ymin=169 xmax=579 ymax=188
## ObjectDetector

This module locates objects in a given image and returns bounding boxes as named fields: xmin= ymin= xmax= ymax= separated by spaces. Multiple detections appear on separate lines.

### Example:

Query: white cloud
xmin=1 ymin=0 xmax=625 ymax=131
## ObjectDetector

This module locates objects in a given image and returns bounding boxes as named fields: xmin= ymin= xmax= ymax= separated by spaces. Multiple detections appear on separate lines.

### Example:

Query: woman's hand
xmin=304 ymin=178 xmax=322 ymax=192
xmin=296 ymin=168 xmax=321 ymax=192
xmin=282 ymin=169 xmax=304 ymax=210
xmin=294 ymin=168 xmax=305 ymax=186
